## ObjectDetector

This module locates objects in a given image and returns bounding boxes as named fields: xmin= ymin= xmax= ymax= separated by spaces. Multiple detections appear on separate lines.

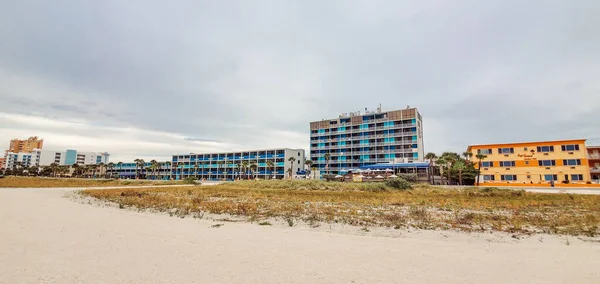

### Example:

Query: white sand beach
xmin=1 ymin=187 xmax=598 ymax=284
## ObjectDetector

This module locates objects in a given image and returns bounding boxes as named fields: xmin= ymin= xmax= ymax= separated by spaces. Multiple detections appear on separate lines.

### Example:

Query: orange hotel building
xmin=588 ymin=145 xmax=600 ymax=184
xmin=467 ymin=139 xmax=599 ymax=187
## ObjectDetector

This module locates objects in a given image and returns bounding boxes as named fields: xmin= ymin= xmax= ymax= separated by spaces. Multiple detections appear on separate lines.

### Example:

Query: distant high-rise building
xmin=8 ymin=136 xmax=44 ymax=153
xmin=310 ymin=106 xmax=424 ymax=175
xmin=3 ymin=149 xmax=110 ymax=169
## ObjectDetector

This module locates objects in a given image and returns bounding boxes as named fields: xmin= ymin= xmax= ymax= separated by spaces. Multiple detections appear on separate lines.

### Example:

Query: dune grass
xmin=0 ymin=176 xmax=184 ymax=188
xmin=80 ymin=180 xmax=600 ymax=236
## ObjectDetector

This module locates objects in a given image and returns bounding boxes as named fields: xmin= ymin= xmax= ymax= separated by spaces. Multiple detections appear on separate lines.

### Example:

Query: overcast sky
xmin=1 ymin=0 xmax=599 ymax=161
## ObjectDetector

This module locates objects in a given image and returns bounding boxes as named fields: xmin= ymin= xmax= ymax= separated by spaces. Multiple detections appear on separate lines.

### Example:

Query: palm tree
xmin=133 ymin=159 xmax=143 ymax=179
xmin=463 ymin=151 xmax=473 ymax=162
xmin=50 ymin=162 xmax=59 ymax=177
xmin=435 ymin=157 xmax=447 ymax=185
xmin=266 ymin=160 xmax=275 ymax=180
xmin=249 ymin=161 xmax=258 ymax=180
xmin=71 ymin=163 xmax=80 ymax=177
xmin=475 ymin=154 xmax=488 ymax=186
xmin=107 ymin=162 xmax=115 ymax=179
xmin=453 ymin=160 xmax=468 ymax=186
xmin=117 ymin=162 xmax=123 ymax=179
xmin=324 ymin=153 xmax=331 ymax=176
xmin=149 ymin=160 xmax=157 ymax=180
xmin=179 ymin=162 xmax=186 ymax=180
xmin=304 ymin=160 xmax=313 ymax=179
xmin=440 ymin=152 xmax=460 ymax=185
xmin=61 ymin=166 xmax=70 ymax=177
xmin=287 ymin=157 xmax=296 ymax=180
xmin=425 ymin=152 xmax=437 ymax=184
xmin=164 ymin=161 xmax=172 ymax=180
xmin=193 ymin=162 xmax=199 ymax=179
xmin=97 ymin=162 xmax=105 ymax=178
xmin=241 ymin=161 xmax=249 ymax=180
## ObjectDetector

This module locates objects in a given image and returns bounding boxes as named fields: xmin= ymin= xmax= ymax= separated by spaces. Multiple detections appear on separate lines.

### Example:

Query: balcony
xmin=591 ymin=167 xmax=600 ymax=174
xmin=588 ymin=154 xmax=600 ymax=160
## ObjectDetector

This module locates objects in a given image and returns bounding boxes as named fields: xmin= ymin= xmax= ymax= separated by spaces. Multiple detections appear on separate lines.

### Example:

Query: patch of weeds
xmin=409 ymin=207 xmax=430 ymax=223
xmin=384 ymin=213 xmax=407 ymax=229
xmin=118 ymin=203 xmax=125 ymax=209
xmin=361 ymin=227 xmax=370 ymax=232
xmin=120 ymin=190 xmax=146 ymax=197
xmin=385 ymin=178 xmax=412 ymax=190
xmin=456 ymin=212 xmax=476 ymax=225
xmin=285 ymin=217 xmax=295 ymax=227
xmin=211 ymin=223 xmax=224 ymax=228
xmin=216 ymin=218 xmax=239 ymax=222
xmin=259 ymin=221 xmax=272 ymax=226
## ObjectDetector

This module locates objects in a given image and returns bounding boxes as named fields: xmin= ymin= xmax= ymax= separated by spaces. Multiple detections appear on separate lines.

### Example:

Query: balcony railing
xmin=588 ymin=154 xmax=600 ymax=159
xmin=591 ymin=167 xmax=600 ymax=173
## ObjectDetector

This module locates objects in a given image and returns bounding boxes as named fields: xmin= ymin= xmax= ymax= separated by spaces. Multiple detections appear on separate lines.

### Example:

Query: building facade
xmin=109 ymin=161 xmax=172 ymax=180
xmin=8 ymin=136 xmax=44 ymax=153
xmin=310 ymin=106 xmax=424 ymax=175
xmin=3 ymin=152 xmax=36 ymax=169
xmin=172 ymin=148 xmax=305 ymax=180
xmin=468 ymin=139 xmax=591 ymax=186
xmin=2 ymin=149 xmax=110 ymax=169
xmin=587 ymin=146 xmax=600 ymax=184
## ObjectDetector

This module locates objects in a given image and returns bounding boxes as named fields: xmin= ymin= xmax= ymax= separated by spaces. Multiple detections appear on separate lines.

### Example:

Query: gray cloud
xmin=1 ymin=0 xmax=599 ymax=161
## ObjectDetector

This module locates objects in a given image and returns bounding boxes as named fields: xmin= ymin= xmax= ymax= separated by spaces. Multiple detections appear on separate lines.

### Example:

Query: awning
xmin=359 ymin=162 xmax=430 ymax=170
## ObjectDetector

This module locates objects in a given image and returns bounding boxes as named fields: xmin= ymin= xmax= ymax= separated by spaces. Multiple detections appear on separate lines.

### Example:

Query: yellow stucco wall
xmin=467 ymin=139 xmax=591 ymax=185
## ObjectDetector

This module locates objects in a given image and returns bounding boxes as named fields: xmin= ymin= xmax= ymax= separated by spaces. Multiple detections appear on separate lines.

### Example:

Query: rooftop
xmin=467 ymin=139 xmax=586 ymax=151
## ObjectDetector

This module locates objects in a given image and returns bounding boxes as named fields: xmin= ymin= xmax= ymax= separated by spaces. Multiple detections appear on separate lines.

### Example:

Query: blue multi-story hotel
xmin=110 ymin=161 xmax=172 ymax=179
xmin=171 ymin=148 xmax=305 ymax=180
xmin=310 ymin=106 xmax=424 ymax=175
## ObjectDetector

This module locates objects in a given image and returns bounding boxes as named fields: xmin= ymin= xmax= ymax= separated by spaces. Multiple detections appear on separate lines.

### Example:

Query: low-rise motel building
xmin=588 ymin=145 xmax=600 ymax=184
xmin=467 ymin=139 xmax=600 ymax=187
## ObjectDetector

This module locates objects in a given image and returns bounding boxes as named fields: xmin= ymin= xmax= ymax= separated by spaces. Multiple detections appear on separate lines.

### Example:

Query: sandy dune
xmin=1 ymin=188 xmax=598 ymax=284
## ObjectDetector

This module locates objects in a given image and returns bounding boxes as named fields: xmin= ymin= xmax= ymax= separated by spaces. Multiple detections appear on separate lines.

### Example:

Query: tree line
xmin=425 ymin=151 xmax=487 ymax=185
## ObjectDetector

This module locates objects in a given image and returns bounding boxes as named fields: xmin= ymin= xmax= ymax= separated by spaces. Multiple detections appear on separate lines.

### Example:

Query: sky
xmin=1 ymin=0 xmax=599 ymax=162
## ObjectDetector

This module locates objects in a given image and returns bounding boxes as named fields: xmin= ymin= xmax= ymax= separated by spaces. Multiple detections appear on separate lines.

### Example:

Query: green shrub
xmin=397 ymin=173 xmax=418 ymax=182
xmin=385 ymin=178 xmax=412 ymax=190
xmin=322 ymin=174 xmax=337 ymax=182
xmin=184 ymin=176 xmax=198 ymax=184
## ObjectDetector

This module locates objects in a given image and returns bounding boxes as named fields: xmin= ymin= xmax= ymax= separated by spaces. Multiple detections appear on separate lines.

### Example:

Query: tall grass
xmin=80 ymin=180 xmax=600 ymax=236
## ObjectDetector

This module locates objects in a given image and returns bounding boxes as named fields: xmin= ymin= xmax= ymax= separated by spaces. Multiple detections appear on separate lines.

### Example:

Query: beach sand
xmin=1 ymin=187 xmax=598 ymax=284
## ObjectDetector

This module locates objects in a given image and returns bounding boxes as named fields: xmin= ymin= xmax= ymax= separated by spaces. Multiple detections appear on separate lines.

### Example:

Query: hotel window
xmin=544 ymin=174 xmax=558 ymax=181
xmin=500 ymin=175 xmax=517 ymax=181
xmin=561 ymin=144 xmax=580 ymax=151
xmin=562 ymin=159 xmax=582 ymax=166
xmin=483 ymin=175 xmax=495 ymax=181
xmin=499 ymin=161 xmax=515 ymax=167
xmin=477 ymin=149 xmax=492 ymax=155
xmin=481 ymin=161 xmax=494 ymax=167
xmin=571 ymin=174 xmax=584 ymax=181
xmin=536 ymin=146 xmax=554 ymax=153
xmin=498 ymin=147 xmax=515 ymax=154
xmin=538 ymin=160 xmax=556 ymax=167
